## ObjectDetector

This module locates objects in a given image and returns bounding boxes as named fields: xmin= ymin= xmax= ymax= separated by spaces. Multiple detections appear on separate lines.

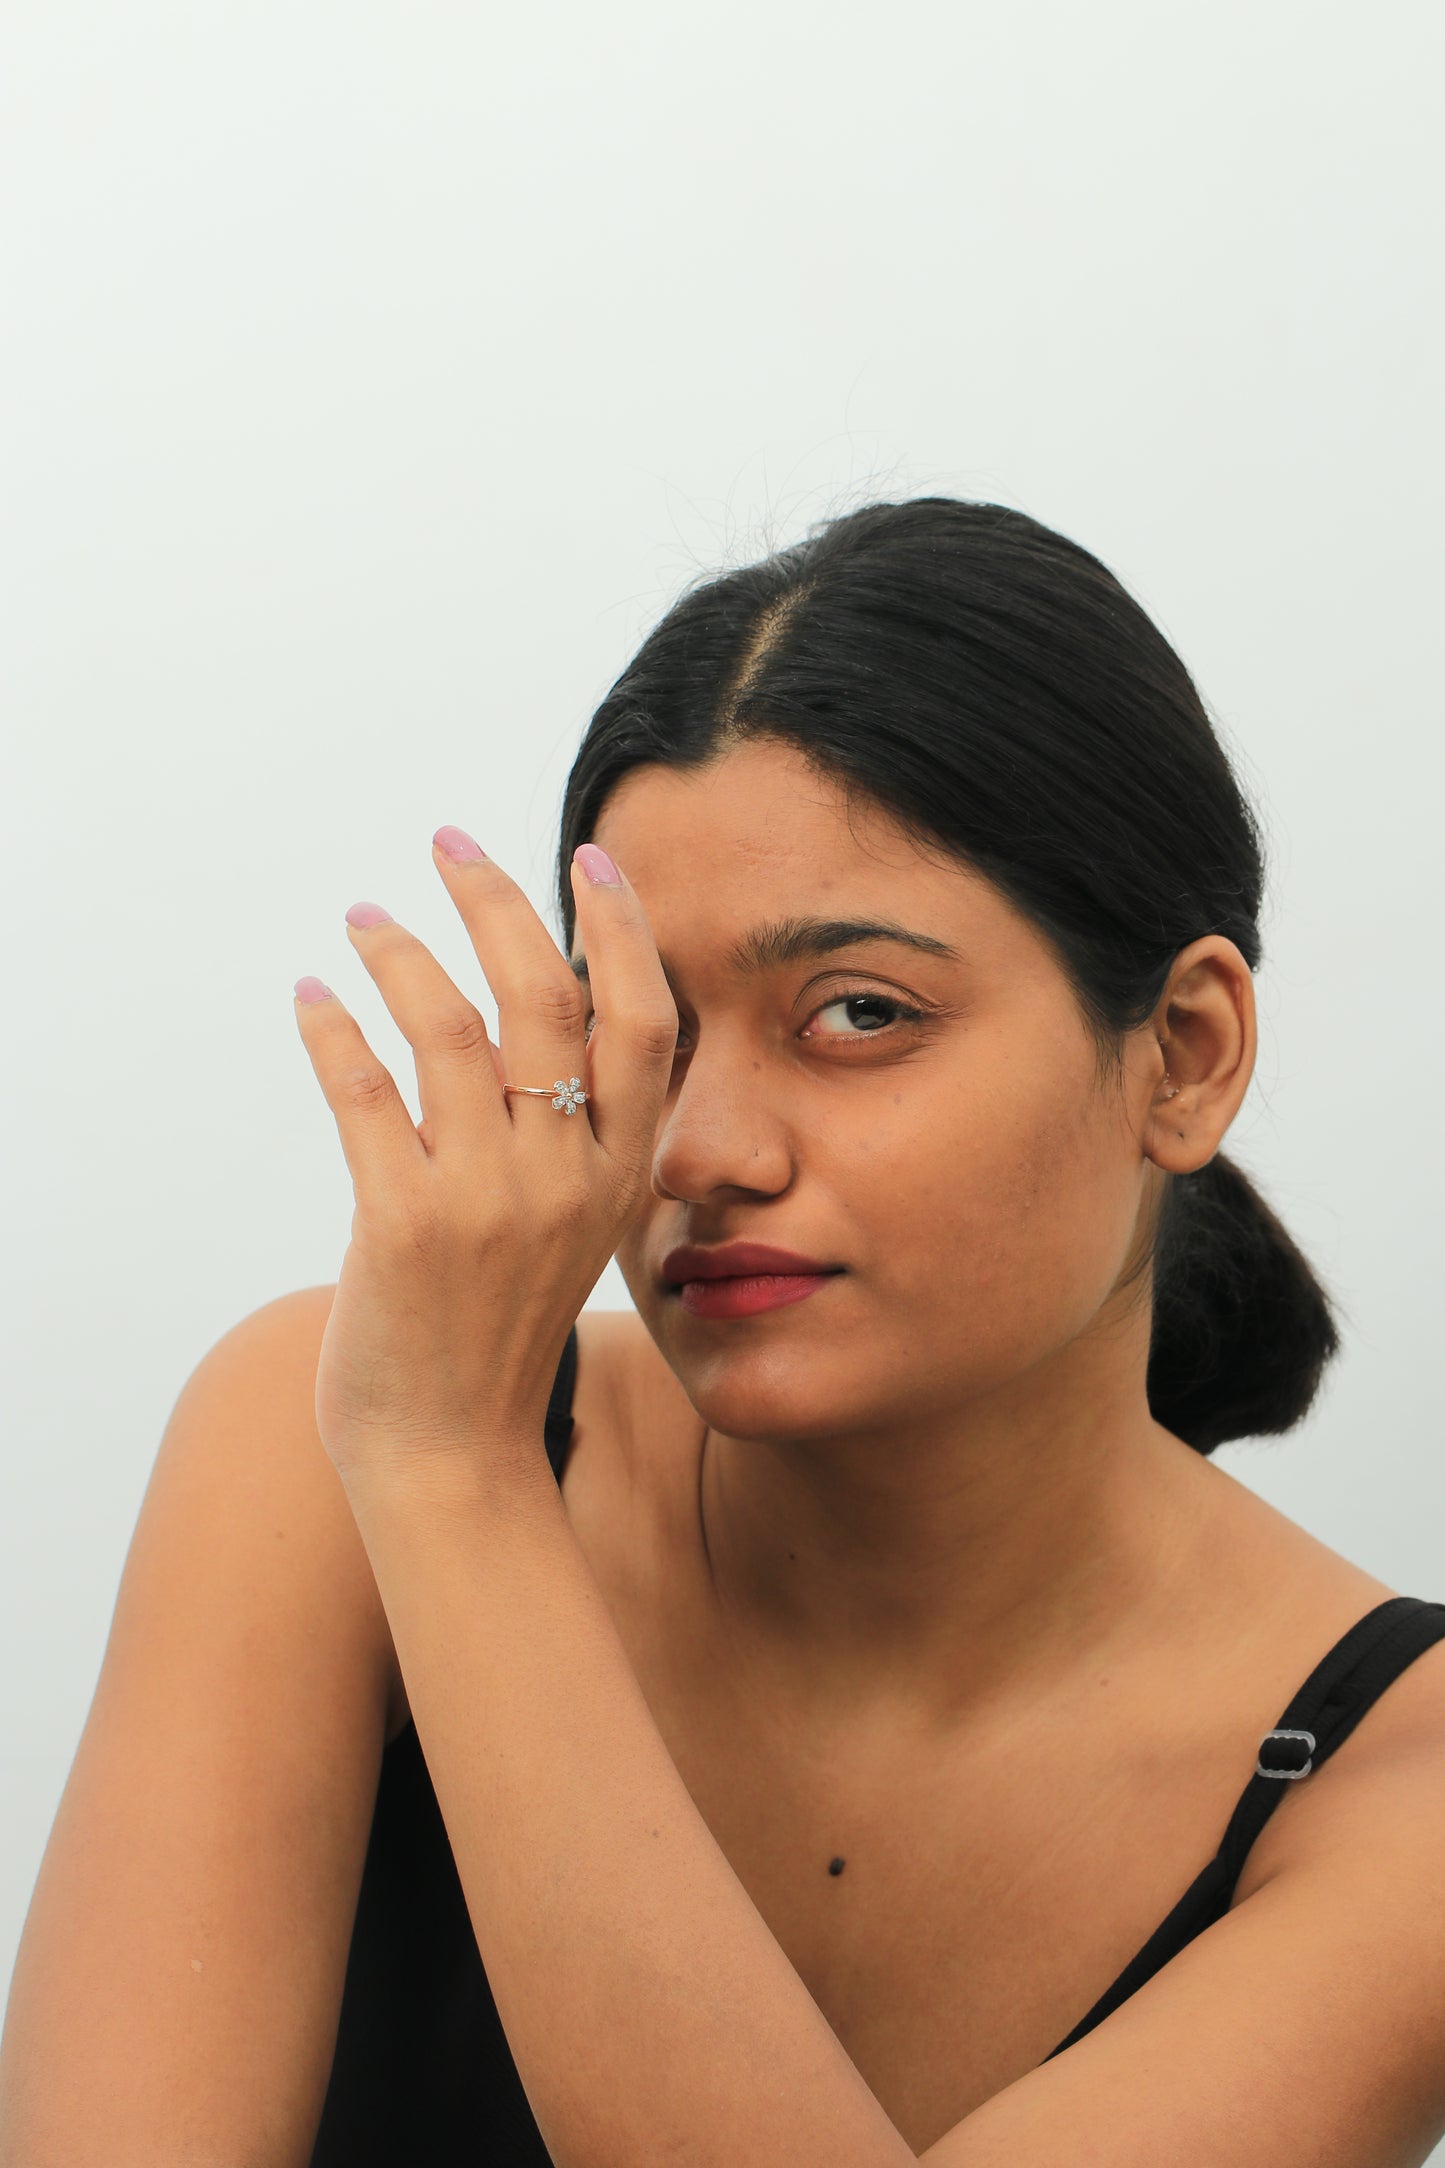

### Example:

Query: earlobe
xmin=1157 ymin=1079 xmax=1187 ymax=1148
xmin=1146 ymin=1048 xmax=1191 ymax=1160
xmin=1161 ymin=1074 xmax=1187 ymax=1144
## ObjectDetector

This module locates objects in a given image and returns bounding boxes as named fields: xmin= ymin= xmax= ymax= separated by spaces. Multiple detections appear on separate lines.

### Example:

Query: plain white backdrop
xmin=3 ymin=0 xmax=1442 ymax=2139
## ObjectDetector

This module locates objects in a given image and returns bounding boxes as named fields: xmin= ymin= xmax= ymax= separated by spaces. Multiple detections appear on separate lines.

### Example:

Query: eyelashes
xmin=582 ymin=988 xmax=927 ymax=1050
xmin=803 ymin=989 xmax=926 ymax=1043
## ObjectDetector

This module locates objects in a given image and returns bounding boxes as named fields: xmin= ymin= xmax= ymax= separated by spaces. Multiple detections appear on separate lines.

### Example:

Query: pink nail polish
xmin=345 ymin=901 xmax=393 ymax=928
xmin=574 ymin=842 xmax=622 ymax=886
xmin=434 ymin=825 xmax=487 ymax=864
xmin=294 ymin=978 xmax=333 ymax=1004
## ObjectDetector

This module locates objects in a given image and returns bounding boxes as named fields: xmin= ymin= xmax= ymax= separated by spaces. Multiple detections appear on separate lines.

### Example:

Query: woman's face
xmin=578 ymin=737 xmax=1177 ymax=1444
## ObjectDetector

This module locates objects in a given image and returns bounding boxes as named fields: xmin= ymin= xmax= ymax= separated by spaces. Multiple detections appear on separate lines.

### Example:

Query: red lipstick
xmin=659 ymin=1242 xmax=845 ymax=1321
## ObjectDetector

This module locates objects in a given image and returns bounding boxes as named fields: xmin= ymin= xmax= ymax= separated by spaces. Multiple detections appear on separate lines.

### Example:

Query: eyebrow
xmin=567 ymin=914 xmax=962 ymax=986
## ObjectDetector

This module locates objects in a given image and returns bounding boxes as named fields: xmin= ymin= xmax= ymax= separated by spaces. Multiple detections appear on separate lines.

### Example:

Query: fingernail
xmin=574 ymin=843 xmax=622 ymax=886
xmin=434 ymin=824 xmax=487 ymax=865
xmin=294 ymin=977 xmax=333 ymax=1004
xmin=345 ymin=901 xmax=393 ymax=928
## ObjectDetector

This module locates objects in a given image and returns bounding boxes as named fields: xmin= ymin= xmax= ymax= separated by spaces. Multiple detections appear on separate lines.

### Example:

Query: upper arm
xmin=916 ymin=1739 xmax=1445 ymax=2168
xmin=0 ymin=1284 xmax=395 ymax=2168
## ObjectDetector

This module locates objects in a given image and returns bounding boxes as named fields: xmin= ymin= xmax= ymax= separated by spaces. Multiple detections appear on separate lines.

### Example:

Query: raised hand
xmin=291 ymin=826 xmax=677 ymax=1500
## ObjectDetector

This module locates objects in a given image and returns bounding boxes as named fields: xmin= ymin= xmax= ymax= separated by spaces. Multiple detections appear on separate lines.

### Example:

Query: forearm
xmin=344 ymin=1452 xmax=913 ymax=2168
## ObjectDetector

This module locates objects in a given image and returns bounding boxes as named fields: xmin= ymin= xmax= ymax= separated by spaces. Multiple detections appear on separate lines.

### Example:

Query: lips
xmin=660 ymin=1241 xmax=844 ymax=1287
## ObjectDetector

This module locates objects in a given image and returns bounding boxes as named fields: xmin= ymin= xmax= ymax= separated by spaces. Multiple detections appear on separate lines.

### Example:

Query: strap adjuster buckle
xmin=1256 ymin=1727 xmax=1316 ymax=1779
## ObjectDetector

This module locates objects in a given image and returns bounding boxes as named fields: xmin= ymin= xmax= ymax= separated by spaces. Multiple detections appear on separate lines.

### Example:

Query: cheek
xmin=864 ymin=1087 xmax=1127 ymax=1348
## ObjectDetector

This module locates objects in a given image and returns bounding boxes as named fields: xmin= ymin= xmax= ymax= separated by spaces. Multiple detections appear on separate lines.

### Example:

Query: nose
xmin=649 ymin=1035 xmax=796 ymax=1204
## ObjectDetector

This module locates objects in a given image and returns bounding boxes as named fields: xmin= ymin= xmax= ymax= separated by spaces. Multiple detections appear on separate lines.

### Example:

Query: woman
xmin=8 ymin=497 xmax=1444 ymax=2167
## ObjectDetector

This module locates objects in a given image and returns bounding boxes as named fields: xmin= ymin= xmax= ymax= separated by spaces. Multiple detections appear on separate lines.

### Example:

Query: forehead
xmin=576 ymin=741 xmax=1036 ymax=975
xmin=593 ymin=740 xmax=942 ymax=884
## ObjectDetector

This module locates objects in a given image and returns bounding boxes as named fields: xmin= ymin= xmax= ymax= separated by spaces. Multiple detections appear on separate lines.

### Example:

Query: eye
xmin=581 ymin=990 xmax=925 ymax=1049
xmin=802 ymin=989 xmax=925 ymax=1043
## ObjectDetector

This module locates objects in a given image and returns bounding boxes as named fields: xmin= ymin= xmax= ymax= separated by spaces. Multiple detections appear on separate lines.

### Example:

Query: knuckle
xmin=427 ymin=1006 xmax=492 ymax=1058
xmin=517 ymin=973 xmax=588 ymax=1031
xmin=631 ymin=1006 xmax=684 ymax=1062
xmin=337 ymin=1062 xmax=396 ymax=1113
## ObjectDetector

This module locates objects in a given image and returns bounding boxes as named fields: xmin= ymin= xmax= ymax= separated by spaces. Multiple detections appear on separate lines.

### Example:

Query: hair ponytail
xmin=1147 ymin=1154 xmax=1344 ymax=1453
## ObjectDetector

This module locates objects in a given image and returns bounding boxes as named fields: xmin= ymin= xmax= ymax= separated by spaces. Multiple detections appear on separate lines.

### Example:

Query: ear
xmin=1143 ymin=936 xmax=1257 ymax=1174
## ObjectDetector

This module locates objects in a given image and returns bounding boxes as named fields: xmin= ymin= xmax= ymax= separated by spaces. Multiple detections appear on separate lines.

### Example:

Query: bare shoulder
xmin=1191 ymin=1455 xmax=1445 ymax=1888
xmin=919 ymin=1477 xmax=1445 ymax=2166
xmin=0 ymin=1283 xmax=401 ymax=2166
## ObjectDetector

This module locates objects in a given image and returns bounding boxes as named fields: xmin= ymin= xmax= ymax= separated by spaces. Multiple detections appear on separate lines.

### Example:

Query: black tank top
xmin=308 ymin=1324 xmax=1445 ymax=2163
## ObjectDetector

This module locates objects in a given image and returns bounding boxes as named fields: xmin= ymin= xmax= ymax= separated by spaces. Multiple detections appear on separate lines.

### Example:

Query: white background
xmin=3 ymin=0 xmax=1443 ymax=2147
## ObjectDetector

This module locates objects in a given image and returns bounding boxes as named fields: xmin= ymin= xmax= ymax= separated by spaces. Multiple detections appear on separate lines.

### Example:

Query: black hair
xmin=555 ymin=496 xmax=1342 ymax=1455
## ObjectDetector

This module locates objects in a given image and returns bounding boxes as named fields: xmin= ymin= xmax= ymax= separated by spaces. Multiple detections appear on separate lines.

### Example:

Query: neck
xmin=693 ymin=1341 xmax=1216 ymax=1740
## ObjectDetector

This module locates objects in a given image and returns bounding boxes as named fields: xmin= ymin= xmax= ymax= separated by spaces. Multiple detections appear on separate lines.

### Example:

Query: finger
xmin=429 ymin=828 xmax=595 ymax=1139
xmin=342 ymin=899 xmax=514 ymax=1159
xmin=292 ymin=976 xmax=428 ymax=1207
xmin=566 ymin=844 xmax=679 ymax=1172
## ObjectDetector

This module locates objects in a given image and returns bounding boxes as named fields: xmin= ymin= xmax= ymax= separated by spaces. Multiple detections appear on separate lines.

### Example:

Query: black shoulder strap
xmin=542 ymin=1323 xmax=579 ymax=1485
xmin=1214 ymin=1593 xmax=1445 ymax=1885
xmin=1042 ymin=1593 xmax=1445 ymax=2063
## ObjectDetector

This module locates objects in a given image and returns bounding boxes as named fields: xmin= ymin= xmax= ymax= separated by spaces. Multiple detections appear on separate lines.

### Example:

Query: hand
xmin=292 ymin=828 xmax=677 ymax=1499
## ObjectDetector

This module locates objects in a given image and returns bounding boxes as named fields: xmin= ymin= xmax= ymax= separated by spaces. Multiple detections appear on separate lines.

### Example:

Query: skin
xmin=571 ymin=736 xmax=1258 ymax=1746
